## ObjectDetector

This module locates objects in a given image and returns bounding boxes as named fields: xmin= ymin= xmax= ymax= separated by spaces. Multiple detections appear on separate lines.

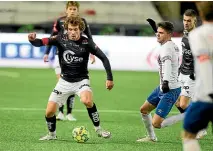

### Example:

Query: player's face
xmin=183 ymin=15 xmax=196 ymax=31
xmin=156 ymin=27 xmax=170 ymax=44
xmin=66 ymin=6 xmax=79 ymax=17
xmin=67 ymin=24 xmax=81 ymax=41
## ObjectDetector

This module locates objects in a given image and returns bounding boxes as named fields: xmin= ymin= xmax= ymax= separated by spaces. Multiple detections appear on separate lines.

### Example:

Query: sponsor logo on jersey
xmin=82 ymin=40 xmax=88 ymax=44
xmin=63 ymin=50 xmax=83 ymax=63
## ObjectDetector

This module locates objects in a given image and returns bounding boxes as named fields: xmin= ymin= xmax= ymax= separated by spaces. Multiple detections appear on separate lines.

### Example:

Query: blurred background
xmin=0 ymin=1 xmax=200 ymax=36
xmin=0 ymin=1 xmax=201 ymax=70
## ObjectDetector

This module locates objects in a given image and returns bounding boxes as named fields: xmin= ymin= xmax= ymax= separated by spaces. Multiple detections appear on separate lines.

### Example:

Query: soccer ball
xmin=72 ymin=126 xmax=90 ymax=143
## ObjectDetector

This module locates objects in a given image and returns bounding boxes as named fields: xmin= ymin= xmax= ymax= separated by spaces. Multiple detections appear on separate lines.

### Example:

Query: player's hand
xmin=189 ymin=73 xmax=195 ymax=80
xmin=106 ymin=80 xmax=114 ymax=90
xmin=43 ymin=54 xmax=49 ymax=62
xmin=162 ymin=80 xmax=170 ymax=93
xmin=28 ymin=32 xmax=36 ymax=41
xmin=90 ymin=54 xmax=96 ymax=64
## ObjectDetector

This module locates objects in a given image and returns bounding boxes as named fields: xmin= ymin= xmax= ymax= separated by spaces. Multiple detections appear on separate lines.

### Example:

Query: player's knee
xmin=180 ymin=102 xmax=189 ymax=110
xmin=140 ymin=105 xmax=149 ymax=114
xmin=152 ymin=121 xmax=161 ymax=129
xmin=140 ymin=106 xmax=148 ymax=114
xmin=182 ymin=130 xmax=197 ymax=139
xmin=81 ymin=96 xmax=93 ymax=108
xmin=45 ymin=110 xmax=55 ymax=118
xmin=46 ymin=101 xmax=57 ymax=118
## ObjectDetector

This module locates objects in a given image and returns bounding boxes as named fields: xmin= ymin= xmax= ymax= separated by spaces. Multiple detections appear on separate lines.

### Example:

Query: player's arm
xmin=82 ymin=18 xmax=96 ymax=64
xmin=44 ymin=19 xmax=60 ymax=55
xmin=189 ymin=33 xmax=213 ymax=98
xmin=28 ymin=32 xmax=58 ymax=47
xmin=88 ymin=40 xmax=114 ymax=90
xmin=161 ymin=47 xmax=172 ymax=93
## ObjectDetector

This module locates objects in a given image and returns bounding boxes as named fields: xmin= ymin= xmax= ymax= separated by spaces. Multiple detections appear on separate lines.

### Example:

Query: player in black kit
xmin=28 ymin=16 xmax=114 ymax=140
xmin=175 ymin=9 xmax=197 ymax=113
xmin=43 ymin=1 xmax=96 ymax=121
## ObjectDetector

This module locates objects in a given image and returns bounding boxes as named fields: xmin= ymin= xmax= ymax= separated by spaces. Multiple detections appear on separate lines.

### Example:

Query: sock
xmin=67 ymin=95 xmax=75 ymax=115
xmin=177 ymin=107 xmax=186 ymax=113
xmin=183 ymin=139 xmax=201 ymax=151
xmin=141 ymin=113 xmax=156 ymax=139
xmin=45 ymin=115 xmax=56 ymax=134
xmin=87 ymin=103 xmax=100 ymax=127
xmin=59 ymin=105 xmax=64 ymax=114
xmin=161 ymin=113 xmax=185 ymax=128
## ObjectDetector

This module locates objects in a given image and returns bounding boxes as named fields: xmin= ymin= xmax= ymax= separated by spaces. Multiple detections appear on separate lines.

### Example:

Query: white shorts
xmin=53 ymin=55 xmax=61 ymax=75
xmin=48 ymin=78 xmax=92 ymax=107
xmin=178 ymin=73 xmax=195 ymax=99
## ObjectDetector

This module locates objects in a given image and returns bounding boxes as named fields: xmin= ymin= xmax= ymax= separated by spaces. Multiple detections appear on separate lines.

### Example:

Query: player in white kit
xmin=137 ymin=21 xmax=181 ymax=142
xmin=182 ymin=2 xmax=213 ymax=151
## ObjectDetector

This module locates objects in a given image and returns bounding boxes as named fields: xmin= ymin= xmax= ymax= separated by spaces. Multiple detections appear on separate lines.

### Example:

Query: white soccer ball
xmin=72 ymin=126 xmax=90 ymax=143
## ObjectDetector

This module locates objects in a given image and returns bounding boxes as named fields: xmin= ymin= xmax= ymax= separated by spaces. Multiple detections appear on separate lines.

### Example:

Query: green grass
xmin=0 ymin=68 xmax=212 ymax=151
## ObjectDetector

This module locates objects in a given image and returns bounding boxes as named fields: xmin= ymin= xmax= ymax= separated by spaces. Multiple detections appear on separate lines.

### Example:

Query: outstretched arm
xmin=28 ymin=32 xmax=58 ymax=47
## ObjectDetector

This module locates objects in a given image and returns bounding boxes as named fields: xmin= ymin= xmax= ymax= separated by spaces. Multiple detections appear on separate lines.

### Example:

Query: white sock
xmin=49 ymin=131 xmax=56 ymax=136
xmin=141 ymin=113 xmax=156 ymax=139
xmin=95 ymin=126 xmax=101 ymax=131
xmin=161 ymin=113 xmax=185 ymax=128
xmin=183 ymin=139 xmax=201 ymax=151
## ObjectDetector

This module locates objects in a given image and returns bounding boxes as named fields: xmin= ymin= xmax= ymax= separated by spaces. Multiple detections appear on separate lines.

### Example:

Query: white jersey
xmin=158 ymin=41 xmax=180 ymax=89
xmin=189 ymin=23 xmax=213 ymax=103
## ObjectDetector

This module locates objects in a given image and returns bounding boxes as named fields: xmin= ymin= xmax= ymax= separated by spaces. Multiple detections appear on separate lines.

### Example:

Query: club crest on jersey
xmin=63 ymin=50 xmax=83 ymax=63
xmin=82 ymin=40 xmax=88 ymax=44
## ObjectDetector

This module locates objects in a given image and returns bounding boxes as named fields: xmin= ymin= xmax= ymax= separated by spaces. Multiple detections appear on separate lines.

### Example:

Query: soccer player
xmin=162 ymin=9 xmax=207 ymax=139
xmin=28 ymin=16 xmax=113 ymax=140
xmin=43 ymin=1 xmax=96 ymax=121
xmin=137 ymin=21 xmax=181 ymax=142
xmin=182 ymin=2 xmax=213 ymax=151
xmin=176 ymin=9 xmax=197 ymax=113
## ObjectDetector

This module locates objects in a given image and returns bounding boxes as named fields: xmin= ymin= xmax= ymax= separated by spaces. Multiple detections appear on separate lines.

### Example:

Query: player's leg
xmin=176 ymin=74 xmax=190 ymax=113
xmin=152 ymin=87 xmax=181 ymax=128
xmin=54 ymin=55 xmax=66 ymax=121
xmin=39 ymin=78 xmax=70 ymax=141
xmin=182 ymin=102 xmax=212 ymax=151
xmin=76 ymin=79 xmax=110 ymax=138
xmin=137 ymin=86 xmax=161 ymax=142
xmin=66 ymin=94 xmax=77 ymax=121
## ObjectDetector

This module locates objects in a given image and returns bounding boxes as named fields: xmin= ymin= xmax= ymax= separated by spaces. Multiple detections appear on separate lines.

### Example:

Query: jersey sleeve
xmin=30 ymin=36 xmax=58 ymax=47
xmin=189 ymin=30 xmax=213 ymax=95
xmin=161 ymin=44 xmax=173 ymax=81
xmin=82 ymin=18 xmax=93 ymax=40
xmin=189 ymin=31 xmax=209 ymax=57
xmin=161 ymin=44 xmax=173 ymax=62
xmin=87 ymin=40 xmax=113 ymax=81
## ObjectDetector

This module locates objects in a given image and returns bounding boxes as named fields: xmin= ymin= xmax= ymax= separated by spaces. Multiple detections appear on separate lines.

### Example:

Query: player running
xmin=28 ymin=16 xmax=113 ymax=140
xmin=137 ymin=21 xmax=181 ymax=142
xmin=182 ymin=2 xmax=213 ymax=151
xmin=43 ymin=1 xmax=95 ymax=121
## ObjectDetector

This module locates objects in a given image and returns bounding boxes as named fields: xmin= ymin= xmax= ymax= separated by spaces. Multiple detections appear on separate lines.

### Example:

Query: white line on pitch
xmin=0 ymin=70 xmax=20 ymax=78
xmin=0 ymin=107 xmax=180 ymax=114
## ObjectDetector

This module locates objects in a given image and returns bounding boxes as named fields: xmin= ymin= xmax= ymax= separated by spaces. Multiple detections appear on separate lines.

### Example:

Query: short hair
xmin=157 ymin=21 xmax=174 ymax=33
xmin=64 ymin=16 xmax=85 ymax=31
xmin=196 ymin=2 xmax=213 ymax=21
xmin=184 ymin=9 xmax=197 ymax=17
xmin=66 ymin=1 xmax=80 ymax=9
